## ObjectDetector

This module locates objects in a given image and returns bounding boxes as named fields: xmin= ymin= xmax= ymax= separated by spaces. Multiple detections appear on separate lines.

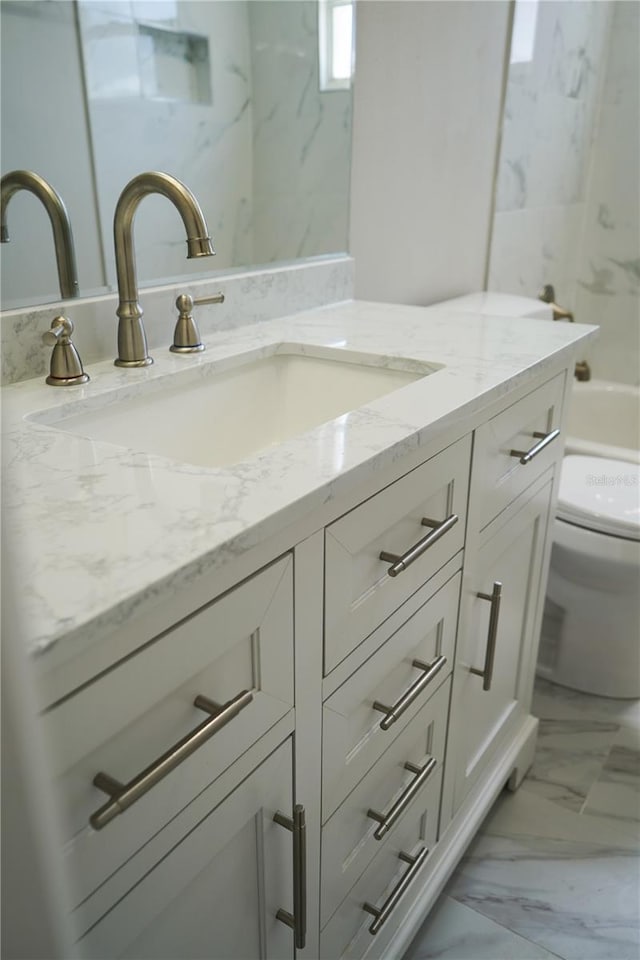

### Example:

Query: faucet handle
xmin=42 ymin=316 xmax=89 ymax=386
xmin=171 ymin=291 xmax=224 ymax=354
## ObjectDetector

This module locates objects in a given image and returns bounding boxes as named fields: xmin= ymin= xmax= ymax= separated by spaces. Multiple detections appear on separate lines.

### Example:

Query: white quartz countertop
xmin=2 ymin=298 xmax=596 ymax=670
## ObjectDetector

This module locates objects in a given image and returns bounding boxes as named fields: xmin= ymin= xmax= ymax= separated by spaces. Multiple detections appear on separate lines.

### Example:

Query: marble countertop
xmin=2 ymin=298 xmax=596 ymax=672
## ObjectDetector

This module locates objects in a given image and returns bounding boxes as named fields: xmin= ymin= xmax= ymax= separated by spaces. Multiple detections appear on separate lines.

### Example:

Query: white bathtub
xmin=564 ymin=379 xmax=640 ymax=464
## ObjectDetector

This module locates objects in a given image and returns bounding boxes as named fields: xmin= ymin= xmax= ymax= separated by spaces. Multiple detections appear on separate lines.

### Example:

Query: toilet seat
xmin=556 ymin=455 xmax=640 ymax=541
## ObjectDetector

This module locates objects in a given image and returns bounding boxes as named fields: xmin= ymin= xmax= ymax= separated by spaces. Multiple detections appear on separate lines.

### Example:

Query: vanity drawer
xmin=323 ymin=571 xmax=459 ymax=822
xmin=43 ymin=554 xmax=294 ymax=907
xmin=320 ymin=804 xmax=434 ymax=960
xmin=324 ymin=436 xmax=470 ymax=673
xmin=473 ymin=373 xmax=565 ymax=529
xmin=321 ymin=680 xmax=447 ymax=928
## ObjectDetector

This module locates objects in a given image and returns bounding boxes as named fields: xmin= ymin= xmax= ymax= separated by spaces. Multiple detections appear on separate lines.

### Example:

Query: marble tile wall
xmin=0 ymin=254 xmax=354 ymax=385
xmin=78 ymin=0 xmax=256 ymax=283
xmin=248 ymin=1 xmax=352 ymax=265
xmin=573 ymin=2 xmax=640 ymax=386
xmin=489 ymin=1 xmax=612 ymax=310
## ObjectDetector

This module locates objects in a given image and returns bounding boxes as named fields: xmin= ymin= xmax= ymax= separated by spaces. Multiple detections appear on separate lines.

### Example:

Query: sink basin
xmin=35 ymin=346 xmax=439 ymax=468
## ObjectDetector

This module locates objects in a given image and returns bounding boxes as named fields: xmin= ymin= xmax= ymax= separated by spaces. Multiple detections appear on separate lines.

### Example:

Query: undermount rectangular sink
xmin=33 ymin=346 xmax=441 ymax=469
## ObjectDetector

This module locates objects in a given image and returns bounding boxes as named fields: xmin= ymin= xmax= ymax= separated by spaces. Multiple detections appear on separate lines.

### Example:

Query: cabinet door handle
xmin=367 ymin=757 xmax=437 ymax=840
xmin=510 ymin=428 xmax=560 ymax=465
xmin=380 ymin=513 xmax=458 ymax=577
xmin=274 ymin=804 xmax=306 ymax=949
xmin=373 ymin=654 xmax=447 ymax=730
xmin=470 ymin=581 xmax=502 ymax=691
xmin=363 ymin=846 xmax=429 ymax=935
xmin=90 ymin=689 xmax=253 ymax=830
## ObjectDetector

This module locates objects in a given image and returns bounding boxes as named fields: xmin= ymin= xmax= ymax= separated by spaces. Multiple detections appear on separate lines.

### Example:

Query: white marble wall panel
xmin=489 ymin=1 xmax=612 ymax=310
xmin=0 ymin=1 xmax=106 ymax=307
xmin=248 ymin=1 xmax=351 ymax=264
xmin=0 ymin=255 xmax=354 ymax=385
xmin=574 ymin=2 xmax=640 ymax=385
xmin=78 ymin=0 xmax=255 ymax=285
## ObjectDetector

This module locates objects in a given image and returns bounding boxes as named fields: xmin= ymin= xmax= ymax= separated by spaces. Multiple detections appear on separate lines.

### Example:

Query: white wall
xmin=349 ymin=0 xmax=511 ymax=305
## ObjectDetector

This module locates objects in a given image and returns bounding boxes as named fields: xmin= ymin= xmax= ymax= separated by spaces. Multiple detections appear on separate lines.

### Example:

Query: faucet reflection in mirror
xmin=113 ymin=171 xmax=215 ymax=368
xmin=0 ymin=170 xmax=79 ymax=300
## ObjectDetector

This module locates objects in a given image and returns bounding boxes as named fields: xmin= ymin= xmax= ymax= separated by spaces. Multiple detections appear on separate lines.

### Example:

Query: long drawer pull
xmin=274 ymin=804 xmax=307 ymax=949
xmin=380 ymin=514 xmax=458 ymax=577
xmin=367 ymin=757 xmax=437 ymax=841
xmin=470 ymin=581 xmax=502 ymax=691
xmin=90 ymin=689 xmax=253 ymax=830
xmin=363 ymin=846 xmax=429 ymax=935
xmin=510 ymin=428 xmax=560 ymax=465
xmin=373 ymin=654 xmax=447 ymax=731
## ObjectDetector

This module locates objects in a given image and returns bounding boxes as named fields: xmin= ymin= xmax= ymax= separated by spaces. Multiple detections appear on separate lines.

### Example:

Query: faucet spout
xmin=0 ymin=170 xmax=80 ymax=300
xmin=113 ymin=171 xmax=215 ymax=367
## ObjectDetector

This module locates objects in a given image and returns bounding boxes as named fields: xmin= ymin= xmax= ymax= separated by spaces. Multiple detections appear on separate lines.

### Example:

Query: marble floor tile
xmin=482 ymin=784 xmax=640 ymax=852
xmin=582 ymin=726 xmax=640 ymax=834
xmin=532 ymin=677 xmax=640 ymax=731
xmin=519 ymin=718 xmax=619 ymax=812
xmin=445 ymin=832 xmax=640 ymax=960
xmin=402 ymin=895 xmax=560 ymax=960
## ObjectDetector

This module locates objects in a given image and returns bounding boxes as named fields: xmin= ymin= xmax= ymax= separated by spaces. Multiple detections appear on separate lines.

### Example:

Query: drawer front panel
xmin=320 ymin=805 xmax=434 ymax=960
xmin=45 ymin=555 xmax=294 ymax=906
xmin=473 ymin=374 xmax=564 ymax=529
xmin=323 ymin=572 xmax=459 ymax=821
xmin=324 ymin=436 xmax=470 ymax=674
xmin=321 ymin=680 xmax=448 ymax=928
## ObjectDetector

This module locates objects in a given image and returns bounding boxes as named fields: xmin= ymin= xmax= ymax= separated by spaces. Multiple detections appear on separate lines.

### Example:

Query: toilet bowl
xmin=539 ymin=455 xmax=640 ymax=699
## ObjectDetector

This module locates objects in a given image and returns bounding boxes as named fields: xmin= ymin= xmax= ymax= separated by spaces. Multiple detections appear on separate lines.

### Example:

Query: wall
xmin=0 ymin=1 xmax=106 ymax=306
xmin=488 ymin=1 xmax=612 ymax=310
xmin=574 ymin=1 xmax=639 ymax=385
xmin=249 ymin=1 xmax=352 ymax=265
xmin=349 ymin=0 xmax=511 ymax=305
xmin=79 ymin=0 xmax=255 ymax=284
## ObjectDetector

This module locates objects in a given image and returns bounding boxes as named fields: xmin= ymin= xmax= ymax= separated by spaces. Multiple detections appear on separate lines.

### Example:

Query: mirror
xmin=0 ymin=0 xmax=354 ymax=310
xmin=487 ymin=1 xmax=638 ymax=382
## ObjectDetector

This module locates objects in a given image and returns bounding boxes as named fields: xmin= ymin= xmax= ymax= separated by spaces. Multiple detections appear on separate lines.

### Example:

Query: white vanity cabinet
xmin=450 ymin=473 xmax=554 ymax=813
xmin=35 ymin=366 xmax=570 ymax=960
xmin=79 ymin=738 xmax=297 ymax=960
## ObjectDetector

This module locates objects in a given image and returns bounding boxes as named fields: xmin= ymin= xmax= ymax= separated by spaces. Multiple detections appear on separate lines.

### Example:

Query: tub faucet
xmin=0 ymin=170 xmax=79 ymax=300
xmin=113 ymin=171 xmax=215 ymax=367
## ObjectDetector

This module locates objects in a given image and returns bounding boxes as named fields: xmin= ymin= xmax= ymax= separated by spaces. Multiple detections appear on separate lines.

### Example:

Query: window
xmin=319 ymin=0 xmax=354 ymax=92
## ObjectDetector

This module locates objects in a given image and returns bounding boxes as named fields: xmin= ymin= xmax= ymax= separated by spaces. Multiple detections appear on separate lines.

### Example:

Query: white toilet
xmin=539 ymin=455 xmax=640 ymax=698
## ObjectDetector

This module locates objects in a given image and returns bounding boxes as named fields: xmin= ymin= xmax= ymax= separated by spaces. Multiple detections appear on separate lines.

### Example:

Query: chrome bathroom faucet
xmin=113 ymin=171 xmax=215 ymax=367
xmin=0 ymin=169 xmax=80 ymax=300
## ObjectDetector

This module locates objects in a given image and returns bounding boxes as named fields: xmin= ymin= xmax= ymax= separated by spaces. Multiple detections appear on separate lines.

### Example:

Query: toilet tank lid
xmin=558 ymin=455 xmax=640 ymax=540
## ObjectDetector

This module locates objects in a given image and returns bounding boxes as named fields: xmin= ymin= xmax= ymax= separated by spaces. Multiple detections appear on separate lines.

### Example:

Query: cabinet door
xmin=452 ymin=478 xmax=553 ymax=813
xmin=79 ymin=741 xmax=295 ymax=960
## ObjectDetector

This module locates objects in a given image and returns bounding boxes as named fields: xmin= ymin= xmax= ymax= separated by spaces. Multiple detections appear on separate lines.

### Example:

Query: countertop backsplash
xmin=0 ymin=254 xmax=354 ymax=386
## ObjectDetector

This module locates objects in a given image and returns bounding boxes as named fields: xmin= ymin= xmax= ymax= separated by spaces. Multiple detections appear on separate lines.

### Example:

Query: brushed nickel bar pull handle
xmin=90 ymin=689 xmax=253 ymax=830
xmin=373 ymin=654 xmax=447 ymax=731
xmin=380 ymin=514 xmax=458 ymax=578
xmin=510 ymin=428 xmax=560 ymax=465
xmin=367 ymin=757 xmax=437 ymax=841
xmin=363 ymin=846 xmax=429 ymax=935
xmin=274 ymin=804 xmax=307 ymax=949
xmin=470 ymin=581 xmax=502 ymax=691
